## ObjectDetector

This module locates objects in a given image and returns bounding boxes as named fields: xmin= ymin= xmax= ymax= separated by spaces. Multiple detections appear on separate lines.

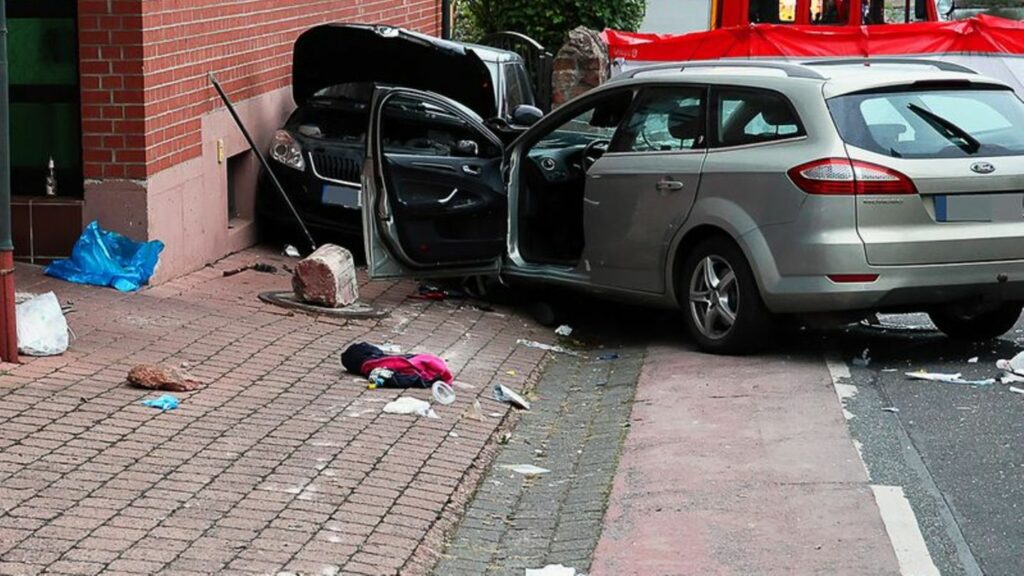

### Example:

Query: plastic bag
xmin=15 ymin=292 xmax=69 ymax=356
xmin=44 ymin=221 xmax=164 ymax=291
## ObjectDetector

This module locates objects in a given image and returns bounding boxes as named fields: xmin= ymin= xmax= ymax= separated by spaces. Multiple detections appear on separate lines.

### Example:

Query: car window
xmin=828 ymin=88 xmax=1024 ymax=158
xmin=380 ymin=94 xmax=499 ymax=157
xmin=533 ymin=90 xmax=634 ymax=150
xmin=503 ymin=62 xmax=534 ymax=111
xmin=713 ymin=88 xmax=804 ymax=147
xmin=614 ymin=87 xmax=706 ymax=153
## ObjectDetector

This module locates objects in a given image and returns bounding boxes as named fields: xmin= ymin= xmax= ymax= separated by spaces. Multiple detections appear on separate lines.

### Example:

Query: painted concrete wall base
xmin=83 ymin=87 xmax=296 ymax=284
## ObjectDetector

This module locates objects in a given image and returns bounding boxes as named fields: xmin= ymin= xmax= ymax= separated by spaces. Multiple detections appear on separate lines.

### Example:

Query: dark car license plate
xmin=322 ymin=185 xmax=360 ymax=208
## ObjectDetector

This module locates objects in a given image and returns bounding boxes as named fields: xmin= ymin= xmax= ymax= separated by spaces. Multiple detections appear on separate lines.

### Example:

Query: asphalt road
xmin=829 ymin=313 xmax=1024 ymax=576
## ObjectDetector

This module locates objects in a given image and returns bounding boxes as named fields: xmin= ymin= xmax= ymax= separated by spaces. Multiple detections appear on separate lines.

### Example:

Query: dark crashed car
xmin=256 ymin=24 xmax=542 ymax=241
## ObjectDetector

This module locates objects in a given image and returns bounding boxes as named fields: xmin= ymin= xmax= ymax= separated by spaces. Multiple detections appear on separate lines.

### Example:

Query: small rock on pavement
xmin=128 ymin=364 xmax=203 ymax=392
xmin=292 ymin=244 xmax=358 ymax=308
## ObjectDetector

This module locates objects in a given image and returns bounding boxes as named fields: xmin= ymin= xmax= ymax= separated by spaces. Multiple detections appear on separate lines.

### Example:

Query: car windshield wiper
xmin=906 ymin=103 xmax=981 ymax=154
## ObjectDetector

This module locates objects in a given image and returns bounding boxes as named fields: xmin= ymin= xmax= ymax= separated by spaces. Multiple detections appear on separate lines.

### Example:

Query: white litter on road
xmin=1010 ymin=386 xmax=1024 ymax=395
xmin=904 ymin=371 xmax=995 ymax=386
xmin=996 ymin=351 xmax=1024 ymax=375
xmin=554 ymin=325 xmax=573 ymax=337
xmin=383 ymin=397 xmax=438 ymax=418
xmin=494 ymin=383 xmax=531 ymax=410
xmin=882 ymin=406 xmax=900 ymax=413
xmin=517 ymin=339 xmax=580 ymax=356
xmin=967 ymin=356 xmax=979 ymax=364
xmin=503 ymin=464 xmax=550 ymax=476
xmin=852 ymin=348 xmax=871 ymax=367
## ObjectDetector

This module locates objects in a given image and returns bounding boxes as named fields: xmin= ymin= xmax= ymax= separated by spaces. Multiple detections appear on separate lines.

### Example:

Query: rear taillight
xmin=788 ymin=158 xmax=917 ymax=196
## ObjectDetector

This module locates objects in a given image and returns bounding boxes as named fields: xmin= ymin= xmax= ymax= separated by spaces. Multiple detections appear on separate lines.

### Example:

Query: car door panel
xmin=581 ymin=85 xmax=709 ymax=294
xmin=363 ymin=88 xmax=507 ymax=278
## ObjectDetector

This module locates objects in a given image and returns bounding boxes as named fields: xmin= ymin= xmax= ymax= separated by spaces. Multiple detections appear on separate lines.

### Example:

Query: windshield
xmin=827 ymin=88 xmax=1024 ymax=158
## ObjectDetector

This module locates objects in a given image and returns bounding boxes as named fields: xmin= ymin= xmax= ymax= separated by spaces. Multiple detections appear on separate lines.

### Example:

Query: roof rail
xmin=803 ymin=58 xmax=977 ymax=75
xmin=619 ymin=60 xmax=826 ymax=80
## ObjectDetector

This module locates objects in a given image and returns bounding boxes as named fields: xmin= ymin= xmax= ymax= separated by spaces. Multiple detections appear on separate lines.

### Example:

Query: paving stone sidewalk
xmin=432 ymin=345 xmax=643 ymax=575
xmin=0 ymin=248 xmax=558 ymax=576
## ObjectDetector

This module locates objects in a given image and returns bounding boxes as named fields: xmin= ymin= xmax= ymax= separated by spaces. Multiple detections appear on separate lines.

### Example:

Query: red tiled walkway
xmin=0 ymin=248 xmax=552 ymax=576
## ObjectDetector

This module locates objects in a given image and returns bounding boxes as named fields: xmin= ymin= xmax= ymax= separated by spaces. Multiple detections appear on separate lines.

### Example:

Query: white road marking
xmin=825 ymin=353 xmax=857 ymax=420
xmin=826 ymin=352 xmax=941 ymax=576
xmin=871 ymin=485 xmax=942 ymax=576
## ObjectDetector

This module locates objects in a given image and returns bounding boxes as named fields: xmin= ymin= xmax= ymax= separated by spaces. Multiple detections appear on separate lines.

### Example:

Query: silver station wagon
xmin=359 ymin=59 xmax=1024 ymax=353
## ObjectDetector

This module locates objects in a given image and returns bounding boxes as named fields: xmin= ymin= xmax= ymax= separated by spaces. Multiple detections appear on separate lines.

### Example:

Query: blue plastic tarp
xmin=45 ymin=221 xmax=164 ymax=292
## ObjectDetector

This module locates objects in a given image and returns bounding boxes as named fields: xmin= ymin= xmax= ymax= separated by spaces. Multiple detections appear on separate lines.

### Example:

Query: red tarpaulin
xmin=602 ymin=15 xmax=1024 ymax=61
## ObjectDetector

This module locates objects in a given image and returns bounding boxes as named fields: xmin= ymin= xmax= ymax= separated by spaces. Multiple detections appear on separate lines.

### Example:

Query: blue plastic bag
xmin=141 ymin=394 xmax=179 ymax=411
xmin=45 ymin=221 xmax=164 ymax=291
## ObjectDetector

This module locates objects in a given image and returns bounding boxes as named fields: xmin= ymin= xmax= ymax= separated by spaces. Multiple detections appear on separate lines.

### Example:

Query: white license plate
xmin=934 ymin=193 xmax=1023 ymax=223
xmin=322 ymin=185 xmax=360 ymax=208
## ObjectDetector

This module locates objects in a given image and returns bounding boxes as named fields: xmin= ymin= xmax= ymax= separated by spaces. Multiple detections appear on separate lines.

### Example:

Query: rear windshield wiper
xmin=906 ymin=103 xmax=981 ymax=154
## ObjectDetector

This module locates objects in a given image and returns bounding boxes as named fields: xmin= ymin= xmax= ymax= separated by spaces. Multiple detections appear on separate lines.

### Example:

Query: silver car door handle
xmin=656 ymin=180 xmax=684 ymax=192
xmin=462 ymin=164 xmax=481 ymax=176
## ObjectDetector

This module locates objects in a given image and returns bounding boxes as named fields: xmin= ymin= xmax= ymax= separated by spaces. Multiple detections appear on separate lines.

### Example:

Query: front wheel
xmin=681 ymin=237 xmax=774 ymax=354
xmin=928 ymin=303 xmax=1022 ymax=341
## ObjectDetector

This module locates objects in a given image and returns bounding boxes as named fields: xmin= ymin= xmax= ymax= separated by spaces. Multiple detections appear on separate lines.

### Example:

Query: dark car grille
xmin=310 ymin=151 xmax=362 ymax=184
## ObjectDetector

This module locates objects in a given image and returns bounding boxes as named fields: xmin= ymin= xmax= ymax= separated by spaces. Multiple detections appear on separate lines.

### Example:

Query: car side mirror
xmin=455 ymin=139 xmax=479 ymax=157
xmin=512 ymin=105 xmax=544 ymax=127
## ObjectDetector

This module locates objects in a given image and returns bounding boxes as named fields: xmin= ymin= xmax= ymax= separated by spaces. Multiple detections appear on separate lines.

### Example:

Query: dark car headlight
xmin=270 ymin=129 xmax=306 ymax=171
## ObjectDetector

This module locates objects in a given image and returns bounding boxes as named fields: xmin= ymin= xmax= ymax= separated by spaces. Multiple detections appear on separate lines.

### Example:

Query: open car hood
xmin=293 ymin=24 xmax=497 ymax=119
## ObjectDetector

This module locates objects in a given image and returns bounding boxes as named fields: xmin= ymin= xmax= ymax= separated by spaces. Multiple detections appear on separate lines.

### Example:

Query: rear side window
xmin=713 ymin=88 xmax=805 ymax=147
xmin=828 ymin=88 xmax=1024 ymax=158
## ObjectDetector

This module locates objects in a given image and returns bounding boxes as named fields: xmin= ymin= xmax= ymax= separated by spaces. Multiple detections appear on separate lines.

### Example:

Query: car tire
xmin=928 ymin=303 xmax=1022 ymax=341
xmin=681 ymin=236 xmax=774 ymax=354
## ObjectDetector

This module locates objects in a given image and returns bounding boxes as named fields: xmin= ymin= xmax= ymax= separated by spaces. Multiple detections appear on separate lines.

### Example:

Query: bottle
xmin=45 ymin=157 xmax=57 ymax=196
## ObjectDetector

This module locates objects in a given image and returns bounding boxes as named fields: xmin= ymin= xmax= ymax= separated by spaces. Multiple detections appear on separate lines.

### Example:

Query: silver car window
xmin=828 ymin=88 xmax=1024 ymax=158
xmin=615 ymin=87 xmax=706 ymax=153
xmin=713 ymin=88 xmax=804 ymax=147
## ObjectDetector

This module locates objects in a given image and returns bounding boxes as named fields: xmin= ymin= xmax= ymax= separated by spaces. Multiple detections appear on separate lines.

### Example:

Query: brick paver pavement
xmin=0 ymin=248 xmax=556 ymax=576
xmin=432 ymin=345 xmax=643 ymax=575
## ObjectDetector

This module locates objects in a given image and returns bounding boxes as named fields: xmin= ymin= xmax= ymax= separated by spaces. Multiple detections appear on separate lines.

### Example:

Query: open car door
xmin=362 ymin=88 xmax=508 ymax=279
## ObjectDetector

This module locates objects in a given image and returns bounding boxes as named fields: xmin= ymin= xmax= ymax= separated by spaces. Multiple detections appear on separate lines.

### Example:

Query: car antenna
xmin=208 ymin=72 xmax=317 ymax=253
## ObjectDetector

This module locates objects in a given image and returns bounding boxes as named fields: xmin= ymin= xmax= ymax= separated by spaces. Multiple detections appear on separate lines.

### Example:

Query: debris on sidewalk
xmin=465 ymin=399 xmax=485 ymax=421
xmin=968 ymin=356 xmax=979 ymax=364
xmin=292 ymin=244 xmax=359 ymax=308
xmin=525 ymin=565 xmax=579 ymax=576
xmin=284 ymin=244 xmax=301 ymax=258
xmin=517 ymin=339 xmax=580 ymax=356
xmin=852 ymin=348 xmax=871 ymax=367
xmin=882 ymin=406 xmax=900 ymax=413
xmin=409 ymin=282 xmax=475 ymax=301
xmin=127 ymin=364 xmax=203 ymax=392
xmin=494 ymin=383 xmax=531 ymax=410
xmin=503 ymin=464 xmax=550 ymax=476
xmin=45 ymin=220 xmax=164 ymax=292
xmin=905 ymin=371 xmax=995 ymax=386
xmin=15 ymin=292 xmax=69 ymax=356
xmin=341 ymin=342 xmax=453 ymax=389
xmin=432 ymin=381 xmax=456 ymax=405
xmin=383 ymin=397 xmax=438 ymax=418
xmin=141 ymin=394 xmax=180 ymax=411
xmin=222 ymin=262 xmax=277 ymax=277
xmin=555 ymin=324 xmax=573 ymax=337
xmin=379 ymin=343 xmax=402 ymax=354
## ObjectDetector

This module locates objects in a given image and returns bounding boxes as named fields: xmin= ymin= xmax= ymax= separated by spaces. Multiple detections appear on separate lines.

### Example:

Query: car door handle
xmin=462 ymin=164 xmax=481 ymax=176
xmin=656 ymin=179 xmax=684 ymax=192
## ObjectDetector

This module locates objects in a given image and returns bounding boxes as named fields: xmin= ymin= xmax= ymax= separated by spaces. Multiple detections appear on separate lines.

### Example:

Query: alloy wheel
xmin=689 ymin=255 xmax=739 ymax=340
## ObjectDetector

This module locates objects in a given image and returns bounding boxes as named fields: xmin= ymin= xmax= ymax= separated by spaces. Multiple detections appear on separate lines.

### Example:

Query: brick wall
xmin=79 ymin=0 xmax=441 ymax=182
